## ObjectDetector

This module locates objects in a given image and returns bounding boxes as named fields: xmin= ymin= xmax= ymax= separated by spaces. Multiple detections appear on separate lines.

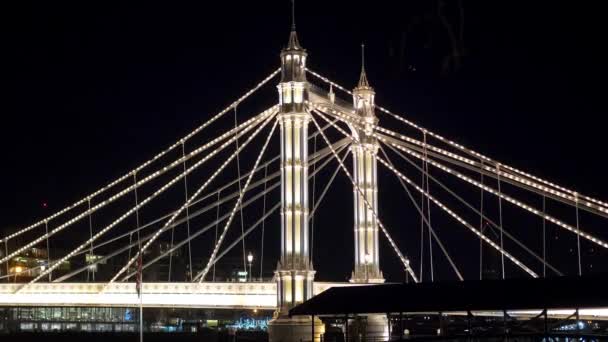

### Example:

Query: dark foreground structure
xmin=290 ymin=275 xmax=608 ymax=341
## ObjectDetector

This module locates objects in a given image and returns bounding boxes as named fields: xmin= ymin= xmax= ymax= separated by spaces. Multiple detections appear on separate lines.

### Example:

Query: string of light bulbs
xmin=311 ymin=107 xmax=539 ymax=278
xmin=0 ymin=69 xmax=281 ymax=245
xmin=19 ymin=109 xmax=278 ymax=289
xmin=305 ymin=69 xmax=608 ymax=211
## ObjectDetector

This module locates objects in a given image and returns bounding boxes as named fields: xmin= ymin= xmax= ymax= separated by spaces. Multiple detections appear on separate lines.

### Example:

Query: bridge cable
xmin=479 ymin=160 xmax=485 ymax=280
xmin=309 ymin=147 xmax=350 ymax=219
xmin=14 ymin=135 xmax=343 ymax=284
xmin=382 ymin=141 xmax=563 ymax=276
xmin=423 ymin=131 xmax=434 ymax=282
xmin=198 ymin=118 xmax=279 ymax=282
xmin=542 ymin=195 xmax=546 ymax=278
xmin=418 ymin=136 xmax=425 ymax=281
xmin=313 ymin=104 xmax=598 ymax=268
xmin=23 ymin=110 xmax=275 ymax=288
xmin=87 ymin=198 xmax=95 ymax=282
xmin=306 ymin=69 xmax=608 ymax=214
xmin=64 ymin=173 xmax=283 ymax=283
xmin=234 ymin=105 xmax=248 ymax=275
xmin=496 ymin=164 xmax=505 ymax=279
xmin=313 ymin=108 xmax=537 ymax=278
xmin=181 ymin=141 xmax=194 ymax=282
xmin=376 ymin=152 xmax=538 ymax=278
xmin=379 ymin=144 xmax=463 ymax=281
xmin=213 ymin=191 xmax=220 ymax=282
xmin=4 ymin=241 xmax=8 ymax=282
xmin=171 ymin=143 xmax=345 ymax=283
xmin=133 ymin=172 xmax=142 ymax=275
xmin=309 ymin=111 xmax=419 ymax=282
xmin=310 ymin=133 xmax=317 ymax=265
xmin=108 ymin=112 xmax=278 ymax=286
xmin=575 ymin=193 xmax=581 ymax=276
xmin=370 ymin=125 xmax=608 ymax=217
xmin=375 ymin=134 xmax=608 ymax=249
xmin=201 ymin=145 xmax=350 ymax=281
xmin=0 ymin=70 xmax=281 ymax=246
xmin=45 ymin=220 xmax=51 ymax=282
xmin=0 ymin=108 xmax=277 ymax=267
xmin=260 ymin=164 xmax=267 ymax=281
xmin=37 ymin=138 xmax=342 ymax=283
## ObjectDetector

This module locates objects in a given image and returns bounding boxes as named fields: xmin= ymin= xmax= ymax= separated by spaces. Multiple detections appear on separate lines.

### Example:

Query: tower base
xmin=348 ymin=314 xmax=389 ymax=342
xmin=268 ymin=315 xmax=325 ymax=342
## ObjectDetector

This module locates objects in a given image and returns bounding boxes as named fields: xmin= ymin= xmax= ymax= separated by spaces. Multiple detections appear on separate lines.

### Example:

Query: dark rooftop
xmin=290 ymin=275 xmax=608 ymax=316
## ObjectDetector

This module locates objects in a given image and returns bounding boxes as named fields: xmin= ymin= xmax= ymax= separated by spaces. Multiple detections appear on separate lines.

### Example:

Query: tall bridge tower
xmin=268 ymin=24 xmax=324 ymax=342
xmin=349 ymin=46 xmax=384 ymax=283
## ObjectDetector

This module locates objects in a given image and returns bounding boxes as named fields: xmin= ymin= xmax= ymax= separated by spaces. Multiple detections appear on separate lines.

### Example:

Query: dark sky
xmin=1 ymin=1 xmax=607 ymax=282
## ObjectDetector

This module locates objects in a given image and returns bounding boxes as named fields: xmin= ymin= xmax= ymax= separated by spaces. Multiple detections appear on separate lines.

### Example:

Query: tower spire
xmin=291 ymin=0 xmax=296 ymax=31
xmin=358 ymin=43 xmax=370 ymax=88
xmin=286 ymin=0 xmax=302 ymax=50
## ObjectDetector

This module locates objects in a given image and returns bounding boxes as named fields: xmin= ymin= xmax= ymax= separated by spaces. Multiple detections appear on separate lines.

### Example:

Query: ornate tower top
xmin=280 ymin=1 xmax=307 ymax=85
xmin=356 ymin=44 xmax=371 ymax=89
xmin=278 ymin=0 xmax=308 ymax=112
xmin=285 ymin=0 xmax=303 ymax=51
xmin=353 ymin=44 xmax=377 ymax=137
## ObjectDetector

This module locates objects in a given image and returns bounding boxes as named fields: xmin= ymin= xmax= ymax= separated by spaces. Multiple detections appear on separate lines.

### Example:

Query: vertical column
xmin=273 ymin=30 xmax=315 ymax=316
xmin=350 ymin=58 xmax=383 ymax=284
xmin=350 ymin=142 xmax=383 ymax=283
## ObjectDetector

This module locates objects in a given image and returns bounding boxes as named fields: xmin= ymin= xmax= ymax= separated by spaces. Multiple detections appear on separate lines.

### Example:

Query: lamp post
xmin=364 ymin=253 xmax=372 ymax=283
xmin=247 ymin=252 xmax=254 ymax=282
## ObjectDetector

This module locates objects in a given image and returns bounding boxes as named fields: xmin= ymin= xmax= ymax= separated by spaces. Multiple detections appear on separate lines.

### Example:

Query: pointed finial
xmin=291 ymin=0 xmax=296 ymax=31
xmin=358 ymin=43 xmax=370 ymax=88
xmin=361 ymin=43 xmax=365 ymax=72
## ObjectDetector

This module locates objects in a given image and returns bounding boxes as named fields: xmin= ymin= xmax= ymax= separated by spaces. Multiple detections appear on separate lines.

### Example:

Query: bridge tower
xmin=350 ymin=45 xmax=384 ymax=284
xmin=268 ymin=21 xmax=324 ymax=342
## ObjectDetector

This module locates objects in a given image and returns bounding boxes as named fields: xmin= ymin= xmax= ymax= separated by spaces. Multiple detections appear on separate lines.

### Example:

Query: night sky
xmin=1 ymin=1 xmax=607 ymax=282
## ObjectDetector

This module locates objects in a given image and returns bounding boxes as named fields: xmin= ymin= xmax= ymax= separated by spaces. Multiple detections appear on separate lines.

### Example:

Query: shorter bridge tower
xmin=349 ymin=45 xmax=384 ymax=284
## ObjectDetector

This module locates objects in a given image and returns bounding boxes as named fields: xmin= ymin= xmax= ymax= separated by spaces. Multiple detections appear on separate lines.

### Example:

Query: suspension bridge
xmin=1 ymin=15 xmax=607 ymax=342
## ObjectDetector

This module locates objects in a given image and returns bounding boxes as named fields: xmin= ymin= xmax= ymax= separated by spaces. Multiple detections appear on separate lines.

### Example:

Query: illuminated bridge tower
xmin=268 ymin=24 xmax=324 ymax=342
xmin=350 ymin=45 xmax=384 ymax=284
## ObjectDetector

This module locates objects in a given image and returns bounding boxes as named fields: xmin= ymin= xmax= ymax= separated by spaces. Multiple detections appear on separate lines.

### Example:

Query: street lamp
xmin=247 ymin=252 xmax=254 ymax=282
xmin=364 ymin=254 xmax=372 ymax=283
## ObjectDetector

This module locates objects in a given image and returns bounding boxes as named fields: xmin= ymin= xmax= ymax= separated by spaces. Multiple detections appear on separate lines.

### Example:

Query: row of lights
xmin=322 ymin=100 xmax=608 ymax=216
xmin=198 ymin=118 xmax=280 ymax=283
xmin=109 ymin=113 xmax=279 ymax=287
xmin=1 ymin=107 xmax=277 ymax=271
xmin=387 ymin=140 xmax=608 ymax=249
xmin=1 ymin=69 xmax=281 ymax=245
xmin=309 ymin=110 xmax=419 ymax=283
xmin=305 ymin=68 xmax=608 ymax=211
xmin=311 ymin=107 xmax=537 ymax=277
xmin=312 ymin=102 xmax=608 ymax=249
xmin=22 ymin=109 xmax=278 ymax=290
xmin=375 ymin=154 xmax=538 ymax=278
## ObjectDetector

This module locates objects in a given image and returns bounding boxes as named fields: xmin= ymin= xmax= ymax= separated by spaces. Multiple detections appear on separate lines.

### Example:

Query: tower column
xmin=268 ymin=25 xmax=324 ymax=342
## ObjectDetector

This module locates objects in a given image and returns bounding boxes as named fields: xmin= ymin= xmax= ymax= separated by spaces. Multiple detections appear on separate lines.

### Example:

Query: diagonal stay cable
xmin=105 ymin=112 xmax=279 ymax=287
xmin=384 ymin=143 xmax=563 ymax=276
xmin=1 ymin=106 xmax=277 ymax=267
xmin=197 ymin=118 xmax=279 ymax=282
xmin=16 ymin=109 xmax=277 ymax=291
xmin=1 ymin=69 xmax=281 ymax=246
xmin=379 ymin=144 xmax=464 ymax=281
xmin=310 ymin=109 xmax=419 ymax=282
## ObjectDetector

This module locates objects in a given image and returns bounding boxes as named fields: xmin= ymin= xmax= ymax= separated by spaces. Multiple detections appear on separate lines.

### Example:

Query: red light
xmin=42 ymin=202 xmax=48 ymax=208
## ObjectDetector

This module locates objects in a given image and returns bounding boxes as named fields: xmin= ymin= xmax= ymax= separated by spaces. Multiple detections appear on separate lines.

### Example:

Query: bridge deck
xmin=0 ymin=281 xmax=351 ymax=309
